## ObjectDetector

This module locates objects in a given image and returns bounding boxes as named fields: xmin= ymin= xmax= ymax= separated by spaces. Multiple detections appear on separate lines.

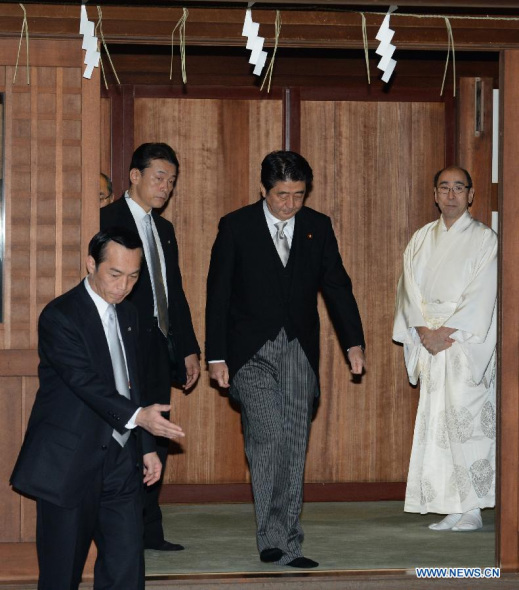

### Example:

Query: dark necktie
xmin=143 ymin=214 xmax=169 ymax=337
xmin=274 ymin=221 xmax=290 ymax=267
xmin=105 ymin=305 xmax=131 ymax=446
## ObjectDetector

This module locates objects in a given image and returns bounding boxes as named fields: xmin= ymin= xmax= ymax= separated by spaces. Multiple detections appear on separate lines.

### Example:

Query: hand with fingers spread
xmin=135 ymin=404 xmax=185 ymax=440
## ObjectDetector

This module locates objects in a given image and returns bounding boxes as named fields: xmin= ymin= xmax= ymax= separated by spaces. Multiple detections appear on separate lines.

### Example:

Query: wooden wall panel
xmin=0 ymin=64 xmax=84 ymax=350
xmin=0 ymin=377 xmax=22 ymax=541
xmin=134 ymin=97 xmax=282 ymax=484
xmin=100 ymin=97 xmax=112 ymax=178
xmin=301 ymin=100 xmax=444 ymax=482
xmin=0 ymin=40 xmax=101 ymax=542
xmin=20 ymin=377 xmax=38 ymax=542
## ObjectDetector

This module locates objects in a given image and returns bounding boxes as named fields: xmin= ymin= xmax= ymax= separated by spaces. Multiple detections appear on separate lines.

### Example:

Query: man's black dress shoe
xmin=144 ymin=540 xmax=185 ymax=551
xmin=260 ymin=548 xmax=284 ymax=562
xmin=287 ymin=557 xmax=319 ymax=568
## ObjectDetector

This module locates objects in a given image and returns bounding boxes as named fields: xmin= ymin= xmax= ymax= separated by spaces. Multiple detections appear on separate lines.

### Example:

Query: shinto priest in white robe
xmin=393 ymin=210 xmax=497 ymax=514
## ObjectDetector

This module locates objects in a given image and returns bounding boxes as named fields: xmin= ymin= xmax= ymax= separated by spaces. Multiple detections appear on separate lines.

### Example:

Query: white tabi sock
xmin=451 ymin=508 xmax=483 ymax=532
xmin=428 ymin=513 xmax=463 ymax=531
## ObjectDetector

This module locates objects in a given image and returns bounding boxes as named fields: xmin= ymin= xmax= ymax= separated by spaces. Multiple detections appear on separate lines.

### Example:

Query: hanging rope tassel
xmin=13 ymin=3 xmax=30 ymax=85
xmin=170 ymin=8 xmax=189 ymax=84
xmin=260 ymin=11 xmax=281 ymax=93
xmin=440 ymin=17 xmax=456 ymax=97
xmin=96 ymin=5 xmax=120 ymax=88
xmin=361 ymin=12 xmax=371 ymax=85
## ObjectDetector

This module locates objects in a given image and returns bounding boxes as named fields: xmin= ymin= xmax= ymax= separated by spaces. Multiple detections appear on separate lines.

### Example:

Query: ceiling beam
xmin=0 ymin=3 xmax=517 ymax=50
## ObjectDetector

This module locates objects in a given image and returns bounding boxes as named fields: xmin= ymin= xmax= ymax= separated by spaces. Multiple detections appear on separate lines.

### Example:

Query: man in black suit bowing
xmin=101 ymin=143 xmax=200 ymax=551
xmin=206 ymin=151 xmax=366 ymax=568
xmin=10 ymin=228 xmax=186 ymax=589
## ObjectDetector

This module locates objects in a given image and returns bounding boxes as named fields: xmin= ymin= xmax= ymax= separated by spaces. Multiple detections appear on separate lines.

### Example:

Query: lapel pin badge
xmin=307 ymin=233 xmax=313 ymax=239
xmin=128 ymin=327 xmax=132 ymax=331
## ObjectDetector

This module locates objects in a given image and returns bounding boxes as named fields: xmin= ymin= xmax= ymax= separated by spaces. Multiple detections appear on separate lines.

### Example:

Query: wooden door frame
xmin=496 ymin=49 xmax=519 ymax=572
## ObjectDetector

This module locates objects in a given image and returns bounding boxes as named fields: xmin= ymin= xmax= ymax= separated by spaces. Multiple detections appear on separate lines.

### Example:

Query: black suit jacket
xmin=10 ymin=282 xmax=150 ymax=509
xmin=101 ymin=197 xmax=200 ymax=389
xmin=206 ymin=200 xmax=365 ymax=388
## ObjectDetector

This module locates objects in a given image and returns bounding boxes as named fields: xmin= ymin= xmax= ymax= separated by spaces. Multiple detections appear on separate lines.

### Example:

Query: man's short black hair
xmin=261 ymin=151 xmax=313 ymax=192
xmin=88 ymin=227 xmax=143 ymax=267
xmin=434 ymin=166 xmax=473 ymax=189
xmin=129 ymin=143 xmax=179 ymax=174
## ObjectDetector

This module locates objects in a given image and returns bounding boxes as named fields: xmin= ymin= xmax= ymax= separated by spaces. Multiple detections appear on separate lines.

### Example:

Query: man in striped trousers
xmin=206 ymin=151 xmax=365 ymax=568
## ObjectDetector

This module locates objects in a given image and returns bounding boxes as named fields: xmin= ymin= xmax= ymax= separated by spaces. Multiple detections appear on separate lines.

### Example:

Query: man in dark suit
xmin=206 ymin=151 xmax=366 ymax=569
xmin=10 ymin=227 xmax=186 ymax=590
xmin=101 ymin=143 xmax=200 ymax=551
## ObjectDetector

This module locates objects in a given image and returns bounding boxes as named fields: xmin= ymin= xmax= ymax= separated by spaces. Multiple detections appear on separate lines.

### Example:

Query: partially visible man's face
xmin=86 ymin=241 xmax=142 ymax=305
xmin=261 ymin=180 xmax=306 ymax=221
xmin=99 ymin=175 xmax=113 ymax=208
xmin=129 ymin=159 xmax=177 ymax=212
xmin=434 ymin=167 xmax=474 ymax=228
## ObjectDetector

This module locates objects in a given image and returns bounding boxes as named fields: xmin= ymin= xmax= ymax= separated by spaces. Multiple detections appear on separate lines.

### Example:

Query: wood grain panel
xmin=134 ymin=97 xmax=282 ymax=484
xmin=1 ymin=62 xmax=86 ymax=351
xmin=0 ymin=5 xmax=516 ymax=52
xmin=20 ymin=377 xmax=38 ymax=542
xmin=100 ymin=97 xmax=112 ymax=177
xmin=301 ymin=100 xmax=444 ymax=482
xmin=81 ymin=69 xmax=101 ymax=259
xmin=0 ymin=377 xmax=22 ymax=541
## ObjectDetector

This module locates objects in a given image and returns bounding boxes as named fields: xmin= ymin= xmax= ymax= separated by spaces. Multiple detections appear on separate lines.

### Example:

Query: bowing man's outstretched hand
xmin=135 ymin=404 xmax=185 ymax=440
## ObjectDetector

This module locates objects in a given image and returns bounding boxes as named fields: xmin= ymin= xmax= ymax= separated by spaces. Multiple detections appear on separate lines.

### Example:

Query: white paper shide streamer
xmin=242 ymin=8 xmax=268 ymax=76
xmin=80 ymin=5 xmax=101 ymax=79
xmin=375 ymin=5 xmax=398 ymax=83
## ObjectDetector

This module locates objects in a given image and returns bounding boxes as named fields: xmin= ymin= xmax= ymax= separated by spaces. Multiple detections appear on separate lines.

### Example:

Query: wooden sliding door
xmin=109 ymin=90 xmax=449 ymax=491
xmin=300 ymin=100 xmax=445 ymax=483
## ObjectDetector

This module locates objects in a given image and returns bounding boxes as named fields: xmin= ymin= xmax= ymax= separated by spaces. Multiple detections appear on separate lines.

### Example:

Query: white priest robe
xmin=393 ymin=211 xmax=497 ymax=514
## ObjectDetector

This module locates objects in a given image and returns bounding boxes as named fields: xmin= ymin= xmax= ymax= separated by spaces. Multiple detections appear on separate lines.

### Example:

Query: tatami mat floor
xmin=145 ymin=502 xmax=495 ymax=575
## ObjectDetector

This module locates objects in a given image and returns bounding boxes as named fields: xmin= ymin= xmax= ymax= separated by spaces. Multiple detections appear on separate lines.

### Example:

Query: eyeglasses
xmin=436 ymin=185 xmax=469 ymax=195
xmin=99 ymin=193 xmax=113 ymax=203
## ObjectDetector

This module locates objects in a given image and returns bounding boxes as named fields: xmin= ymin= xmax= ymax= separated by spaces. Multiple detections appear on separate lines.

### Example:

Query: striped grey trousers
xmin=232 ymin=329 xmax=317 ymax=564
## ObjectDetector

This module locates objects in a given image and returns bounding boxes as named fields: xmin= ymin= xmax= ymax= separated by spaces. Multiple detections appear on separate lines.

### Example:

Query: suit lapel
xmin=76 ymin=283 xmax=115 ymax=385
xmin=252 ymin=201 xmax=288 ymax=300
xmin=288 ymin=208 xmax=314 ymax=299
xmin=118 ymin=198 xmax=154 ymax=296
xmin=115 ymin=197 xmax=140 ymax=234
xmin=116 ymin=304 xmax=141 ymax=405
xmin=152 ymin=211 xmax=175 ymax=305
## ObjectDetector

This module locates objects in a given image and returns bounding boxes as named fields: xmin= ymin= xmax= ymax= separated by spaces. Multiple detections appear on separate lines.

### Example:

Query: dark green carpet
xmin=145 ymin=502 xmax=495 ymax=575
